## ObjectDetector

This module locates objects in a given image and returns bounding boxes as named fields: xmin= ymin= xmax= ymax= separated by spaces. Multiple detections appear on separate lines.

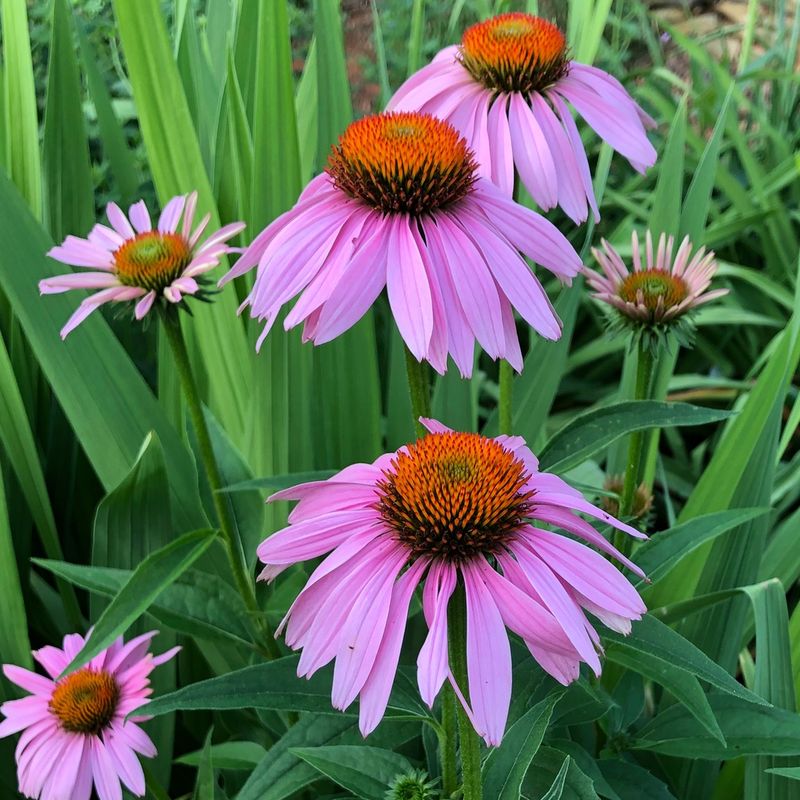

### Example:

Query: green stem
xmin=160 ymin=309 xmax=280 ymax=660
xmin=449 ymin=584 xmax=482 ymax=800
xmin=619 ymin=341 xmax=656 ymax=518
xmin=404 ymin=345 xmax=431 ymax=438
xmin=440 ymin=687 xmax=458 ymax=797
xmin=498 ymin=360 xmax=513 ymax=435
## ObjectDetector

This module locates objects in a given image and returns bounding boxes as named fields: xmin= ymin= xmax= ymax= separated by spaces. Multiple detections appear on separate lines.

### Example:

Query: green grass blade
xmin=42 ymin=0 xmax=94 ymax=242
xmin=0 ymin=0 xmax=42 ymax=215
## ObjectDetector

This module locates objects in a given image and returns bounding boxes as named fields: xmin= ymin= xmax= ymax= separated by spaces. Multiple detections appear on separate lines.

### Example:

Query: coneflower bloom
xmin=0 ymin=631 xmax=178 ymax=800
xmin=220 ymin=112 xmax=582 ymax=378
xmin=40 ymin=193 xmax=245 ymax=338
xmin=258 ymin=419 xmax=646 ymax=746
xmin=388 ymin=13 xmax=657 ymax=224
xmin=585 ymin=230 xmax=728 ymax=341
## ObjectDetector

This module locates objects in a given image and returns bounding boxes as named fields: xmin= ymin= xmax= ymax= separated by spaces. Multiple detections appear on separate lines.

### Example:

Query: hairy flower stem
xmin=160 ymin=309 xmax=280 ymax=660
xmin=449 ymin=584 xmax=483 ymax=800
xmin=498 ymin=359 xmax=514 ymax=435
xmin=440 ymin=689 xmax=458 ymax=797
xmin=405 ymin=345 xmax=432 ymax=438
xmin=619 ymin=341 xmax=656 ymax=520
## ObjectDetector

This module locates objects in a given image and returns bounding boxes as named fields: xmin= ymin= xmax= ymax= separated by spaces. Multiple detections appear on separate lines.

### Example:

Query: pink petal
xmin=48 ymin=237 xmax=115 ymax=269
xmin=487 ymin=94 xmax=514 ymax=195
xmin=104 ymin=736 xmax=145 ymax=795
xmin=134 ymin=291 xmax=156 ymax=320
xmin=508 ymin=93 xmax=557 ymax=210
xmin=529 ymin=94 xmax=588 ymax=224
xmin=468 ymin=182 xmax=583 ymax=280
xmin=39 ymin=272 xmax=121 ymax=294
xmin=359 ymin=559 xmax=427 ymax=736
xmin=91 ymin=738 xmax=123 ymax=800
xmin=32 ymin=645 xmax=68 ymax=678
xmin=182 ymin=191 xmax=198 ymax=239
xmin=2 ymin=665 xmax=52 ymax=695
xmin=386 ymin=216 xmax=433 ymax=361
xmin=462 ymin=563 xmax=512 ymax=747
xmin=428 ymin=215 xmax=505 ymax=359
xmin=128 ymin=201 xmax=151 ymax=234
xmin=60 ymin=287 xmax=144 ymax=339
xmin=157 ymin=195 xmax=186 ymax=233
xmin=417 ymin=562 xmax=456 ymax=707
xmin=106 ymin=203 xmax=135 ymax=239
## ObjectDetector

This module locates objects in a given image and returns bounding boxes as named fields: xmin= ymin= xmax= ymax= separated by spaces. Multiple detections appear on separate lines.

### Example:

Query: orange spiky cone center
xmin=49 ymin=669 xmax=120 ymax=734
xmin=114 ymin=231 xmax=192 ymax=291
xmin=377 ymin=432 xmax=532 ymax=561
xmin=326 ymin=112 xmax=477 ymax=215
xmin=619 ymin=270 xmax=689 ymax=312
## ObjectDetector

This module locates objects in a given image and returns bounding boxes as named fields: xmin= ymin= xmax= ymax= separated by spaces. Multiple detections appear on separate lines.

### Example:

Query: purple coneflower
xmin=0 ymin=631 xmax=178 ymax=800
xmin=41 ymin=193 xmax=244 ymax=338
xmin=585 ymin=230 xmax=728 ymax=340
xmin=220 ymin=111 xmax=582 ymax=378
xmin=257 ymin=419 xmax=646 ymax=746
xmin=388 ymin=13 xmax=657 ymax=224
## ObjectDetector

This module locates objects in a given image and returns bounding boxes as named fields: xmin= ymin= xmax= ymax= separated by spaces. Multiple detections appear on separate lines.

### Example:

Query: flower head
xmin=258 ymin=419 xmax=646 ymax=746
xmin=388 ymin=13 xmax=657 ymax=224
xmin=41 ymin=193 xmax=245 ymax=338
xmin=585 ymin=230 xmax=728 ymax=346
xmin=221 ymin=111 xmax=582 ymax=378
xmin=0 ymin=631 xmax=178 ymax=800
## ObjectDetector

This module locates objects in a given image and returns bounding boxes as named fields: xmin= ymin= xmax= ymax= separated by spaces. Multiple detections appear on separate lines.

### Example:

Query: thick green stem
xmin=160 ymin=310 xmax=280 ymax=659
xmin=404 ymin=345 xmax=431 ymax=438
xmin=449 ymin=584 xmax=482 ymax=800
xmin=619 ymin=341 xmax=656 ymax=517
xmin=498 ymin=360 xmax=513 ymax=435
xmin=440 ymin=687 xmax=458 ymax=797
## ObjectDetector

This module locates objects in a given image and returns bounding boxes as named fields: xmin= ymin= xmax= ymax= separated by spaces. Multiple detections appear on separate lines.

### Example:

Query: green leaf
xmin=538 ymin=401 xmax=732 ymax=474
xmin=222 ymin=470 xmax=337 ymax=494
xmin=523 ymin=746 xmax=600 ymax=800
xmin=177 ymin=741 xmax=266 ymax=770
xmin=193 ymin=728 xmax=216 ymax=800
xmin=541 ymin=757 xmax=571 ymax=800
xmin=680 ymin=87 xmax=733 ymax=244
xmin=0 ymin=332 xmax=80 ymax=623
xmin=0 ymin=0 xmax=42 ymax=214
xmin=483 ymin=692 xmax=564 ymax=800
xmin=0 ymin=470 xmax=30 ymax=669
xmin=76 ymin=22 xmax=139 ymax=204
xmin=634 ymin=695 xmax=800 ymax=759
xmin=604 ymin=614 xmax=765 ymax=705
xmin=0 ymin=172 xmax=203 ymax=530
xmin=648 ymin=96 xmax=687 ymax=239
xmin=42 ymin=0 xmax=94 ymax=242
xmin=597 ymin=761 xmax=677 ymax=800
xmin=47 ymin=528 xmax=217 ymax=675
xmin=142 ymin=655 xmax=429 ymax=719
xmin=291 ymin=746 xmax=412 ymax=800
xmin=636 ymin=508 xmax=769 ymax=590
xmin=35 ymin=561 xmax=253 ymax=647
xmin=766 ymin=768 xmax=800 ymax=781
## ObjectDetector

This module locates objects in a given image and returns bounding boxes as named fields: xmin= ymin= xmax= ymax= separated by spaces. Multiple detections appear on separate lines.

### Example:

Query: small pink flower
xmin=258 ymin=419 xmax=646 ymax=746
xmin=585 ymin=230 xmax=728 ymax=328
xmin=221 ymin=111 xmax=582 ymax=378
xmin=40 ymin=193 xmax=245 ymax=338
xmin=388 ymin=13 xmax=657 ymax=224
xmin=0 ymin=631 xmax=179 ymax=800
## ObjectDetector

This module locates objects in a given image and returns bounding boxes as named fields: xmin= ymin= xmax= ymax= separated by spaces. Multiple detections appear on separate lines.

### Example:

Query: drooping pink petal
xmin=462 ymin=563 xmax=512 ymax=747
xmin=39 ymin=272 xmax=121 ymax=294
xmin=487 ymin=94 xmax=514 ymax=195
xmin=91 ymin=738 xmax=123 ymax=800
xmin=508 ymin=92 xmax=557 ymax=211
xmin=60 ymin=287 xmax=144 ymax=338
xmin=417 ymin=562 xmax=457 ymax=707
xmin=134 ymin=291 xmax=156 ymax=320
xmin=359 ymin=560 xmax=427 ymax=736
xmin=386 ymin=216 xmax=433 ymax=361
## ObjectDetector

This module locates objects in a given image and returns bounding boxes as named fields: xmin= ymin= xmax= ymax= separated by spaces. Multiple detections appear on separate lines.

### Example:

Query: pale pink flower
xmin=220 ymin=112 xmax=582 ymax=378
xmin=388 ymin=13 xmax=657 ymax=224
xmin=258 ymin=419 xmax=646 ymax=746
xmin=40 ymin=193 xmax=245 ymax=338
xmin=585 ymin=230 xmax=728 ymax=327
xmin=0 ymin=631 xmax=179 ymax=800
